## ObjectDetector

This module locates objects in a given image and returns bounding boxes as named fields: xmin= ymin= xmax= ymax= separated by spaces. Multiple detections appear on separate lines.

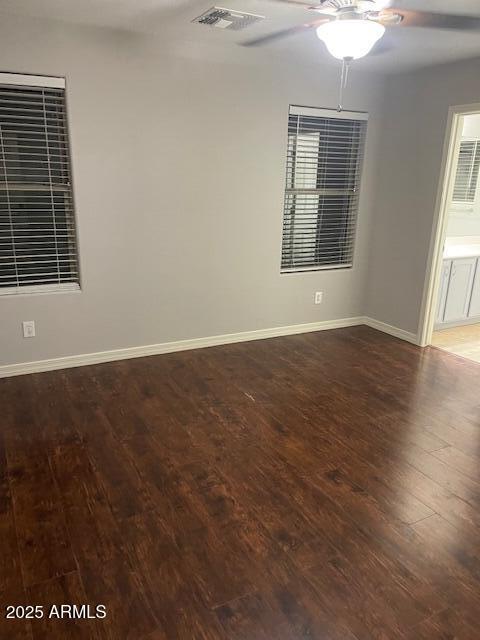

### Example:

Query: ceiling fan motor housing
xmin=317 ymin=0 xmax=378 ymax=11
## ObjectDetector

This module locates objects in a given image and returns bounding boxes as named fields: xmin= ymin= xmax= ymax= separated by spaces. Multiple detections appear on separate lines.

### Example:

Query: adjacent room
xmin=1 ymin=1 xmax=480 ymax=638
xmin=432 ymin=112 xmax=480 ymax=363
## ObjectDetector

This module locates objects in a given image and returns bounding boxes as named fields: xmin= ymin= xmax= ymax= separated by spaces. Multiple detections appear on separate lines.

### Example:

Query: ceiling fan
xmin=243 ymin=0 xmax=480 ymax=60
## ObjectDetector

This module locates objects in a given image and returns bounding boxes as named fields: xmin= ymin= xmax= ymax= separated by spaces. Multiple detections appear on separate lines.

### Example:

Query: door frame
xmin=418 ymin=103 xmax=480 ymax=347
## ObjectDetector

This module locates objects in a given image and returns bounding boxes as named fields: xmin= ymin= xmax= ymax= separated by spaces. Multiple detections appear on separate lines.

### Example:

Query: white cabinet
xmin=443 ymin=257 xmax=477 ymax=323
xmin=468 ymin=261 xmax=480 ymax=317
xmin=436 ymin=255 xmax=480 ymax=327
xmin=436 ymin=260 xmax=451 ymax=323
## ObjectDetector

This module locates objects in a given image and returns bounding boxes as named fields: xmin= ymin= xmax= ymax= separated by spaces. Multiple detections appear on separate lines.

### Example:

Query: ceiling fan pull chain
xmin=337 ymin=56 xmax=352 ymax=112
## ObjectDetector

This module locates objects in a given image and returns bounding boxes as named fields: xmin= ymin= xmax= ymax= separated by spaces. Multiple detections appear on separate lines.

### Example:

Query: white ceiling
xmin=1 ymin=0 xmax=480 ymax=72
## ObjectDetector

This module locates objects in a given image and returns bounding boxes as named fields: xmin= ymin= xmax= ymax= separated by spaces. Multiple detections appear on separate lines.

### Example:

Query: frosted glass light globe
xmin=316 ymin=19 xmax=385 ymax=60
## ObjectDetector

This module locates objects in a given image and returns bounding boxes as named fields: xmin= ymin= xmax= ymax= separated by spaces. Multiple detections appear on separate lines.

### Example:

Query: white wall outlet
xmin=22 ymin=320 xmax=36 ymax=338
xmin=314 ymin=291 xmax=323 ymax=305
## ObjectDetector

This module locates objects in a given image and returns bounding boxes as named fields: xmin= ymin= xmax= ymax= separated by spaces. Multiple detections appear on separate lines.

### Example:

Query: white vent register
xmin=193 ymin=7 xmax=264 ymax=30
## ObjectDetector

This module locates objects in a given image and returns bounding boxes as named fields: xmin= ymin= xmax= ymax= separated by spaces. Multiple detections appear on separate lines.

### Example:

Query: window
xmin=0 ymin=73 xmax=79 ymax=294
xmin=452 ymin=139 xmax=480 ymax=204
xmin=281 ymin=106 xmax=367 ymax=272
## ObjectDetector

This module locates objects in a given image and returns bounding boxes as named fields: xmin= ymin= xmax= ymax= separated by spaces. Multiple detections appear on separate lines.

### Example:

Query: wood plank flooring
xmin=1 ymin=325 xmax=480 ymax=639
xmin=432 ymin=322 xmax=480 ymax=364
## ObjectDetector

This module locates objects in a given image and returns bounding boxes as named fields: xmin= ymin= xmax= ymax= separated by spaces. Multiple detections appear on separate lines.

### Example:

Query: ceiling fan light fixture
xmin=316 ymin=19 xmax=385 ymax=59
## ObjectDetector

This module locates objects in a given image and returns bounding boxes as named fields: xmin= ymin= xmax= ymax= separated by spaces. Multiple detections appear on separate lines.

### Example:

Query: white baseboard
xmin=0 ymin=315 xmax=422 ymax=379
xmin=0 ymin=316 xmax=365 ymax=379
xmin=363 ymin=317 xmax=420 ymax=345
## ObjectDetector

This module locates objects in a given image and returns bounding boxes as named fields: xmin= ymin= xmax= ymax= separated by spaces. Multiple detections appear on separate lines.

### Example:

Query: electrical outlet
xmin=22 ymin=320 xmax=35 ymax=338
xmin=314 ymin=292 xmax=323 ymax=305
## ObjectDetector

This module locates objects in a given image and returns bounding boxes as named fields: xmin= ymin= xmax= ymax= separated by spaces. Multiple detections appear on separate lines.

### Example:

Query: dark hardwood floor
xmin=2 ymin=325 xmax=480 ymax=639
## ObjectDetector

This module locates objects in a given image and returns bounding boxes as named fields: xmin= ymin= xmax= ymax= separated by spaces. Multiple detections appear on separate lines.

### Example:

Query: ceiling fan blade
xmin=369 ymin=37 xmax=395 ymax=56
xmin=381 ymin=8 xmax=480 ymax=30
xmin=242 ymin=17 xmax=330 ymax=46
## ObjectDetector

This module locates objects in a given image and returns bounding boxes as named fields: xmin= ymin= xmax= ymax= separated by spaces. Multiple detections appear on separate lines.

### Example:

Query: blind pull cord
xmin=337 ymin=56 xmax=353 ymax=113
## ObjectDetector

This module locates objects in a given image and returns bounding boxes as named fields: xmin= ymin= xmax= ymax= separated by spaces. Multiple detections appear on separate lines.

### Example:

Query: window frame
xmin=0 ymin=72 xmax=81 ymax=297
xmin=280 ymin=105 xmax=368 ymax=274
xmin=450 ymin=137 xmax=480 ymax=216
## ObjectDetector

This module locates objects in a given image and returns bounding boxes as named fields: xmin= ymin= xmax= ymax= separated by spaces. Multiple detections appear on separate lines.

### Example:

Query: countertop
xmin=443 ymin=244 xmax=480 ymax=260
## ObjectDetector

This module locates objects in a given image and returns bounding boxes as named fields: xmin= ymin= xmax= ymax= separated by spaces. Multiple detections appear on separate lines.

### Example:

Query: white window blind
xmin=0 ymin=74 xmax=79 ymax=294
xmin=281 ymin=106 xmax=367 ymax=272
xmin=452 ymin=139 xmax=480 ymax=204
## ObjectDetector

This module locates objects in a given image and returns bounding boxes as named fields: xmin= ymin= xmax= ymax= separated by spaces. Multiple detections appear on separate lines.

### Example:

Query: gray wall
xmin=0 ymin=15 xmax=384 ymax=367
xmin=365 ymin=56 xmax=480 ymax=335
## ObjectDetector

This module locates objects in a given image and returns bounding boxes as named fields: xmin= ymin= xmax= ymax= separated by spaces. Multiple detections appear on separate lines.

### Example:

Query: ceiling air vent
xmin=192 ymin=7 xmax=264 ymax=31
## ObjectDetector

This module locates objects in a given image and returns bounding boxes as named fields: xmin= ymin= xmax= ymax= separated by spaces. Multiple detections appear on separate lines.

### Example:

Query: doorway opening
xmin=420 ymin=105 xmax=480 ymax=363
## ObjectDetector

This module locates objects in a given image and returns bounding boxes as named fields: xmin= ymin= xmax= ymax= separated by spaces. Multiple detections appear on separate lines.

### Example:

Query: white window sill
xmin=0 ymin=282 xmax=81 ymax=298
xmin=281 ymin=264 xmax=353 ymax=274
xmin=450 ymin=203 xmax=476 ymax=214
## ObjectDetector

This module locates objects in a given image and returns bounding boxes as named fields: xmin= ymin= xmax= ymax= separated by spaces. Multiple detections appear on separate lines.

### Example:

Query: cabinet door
xmin=468 ymin=259 xmax=480 ymax=318
xmin=436 ymin=260 xmax=452 ymax=324
xmin=444 ymin=257 xmax=477 ymax=323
